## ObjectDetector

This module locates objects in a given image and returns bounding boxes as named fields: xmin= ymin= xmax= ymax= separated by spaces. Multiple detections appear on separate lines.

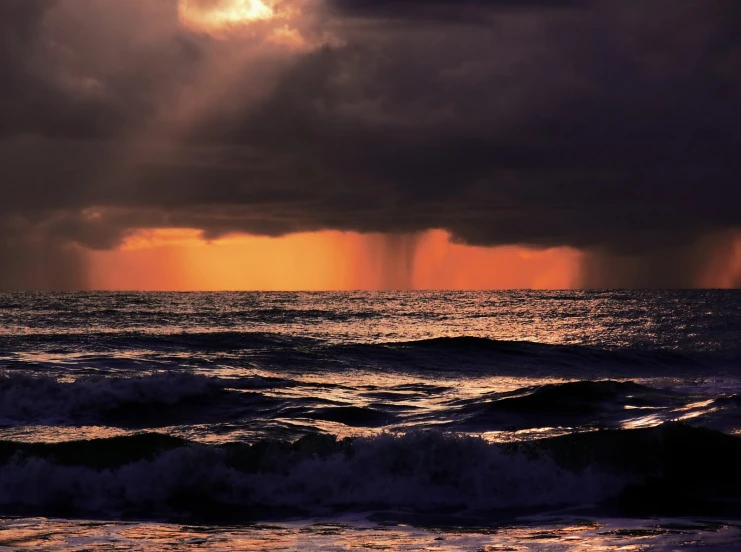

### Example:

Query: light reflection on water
xmin=1 ymin=292 xmax=741 ymax=542
xmin=1 ymin=517 xmax=739 ymax=551
xmin=1 ymin=290 xmax=738 ymax=351
xmin=2 ymin=291 xmax=740 ymax=445
xmin=0 ymin=371 xmax=735 ymax=445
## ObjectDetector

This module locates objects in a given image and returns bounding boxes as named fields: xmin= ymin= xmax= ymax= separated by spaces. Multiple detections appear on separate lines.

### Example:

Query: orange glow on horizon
xmin=697 ymin=231 xmax=741 ymax=289
xmin=415 ymin=231 xmax=582 ymax=290
xmin=90 ymin=229 xmax=583 ymax=291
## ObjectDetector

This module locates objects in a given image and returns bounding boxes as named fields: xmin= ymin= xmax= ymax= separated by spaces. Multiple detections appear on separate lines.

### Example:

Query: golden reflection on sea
xmin=0 ymin=517 xmax=738 ymax=551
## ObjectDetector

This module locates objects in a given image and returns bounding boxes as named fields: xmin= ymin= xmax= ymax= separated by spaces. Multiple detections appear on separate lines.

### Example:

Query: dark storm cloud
xmin=327 ymin=0 xmax=587 ymax=21
xmin=0 ymin=0 xmax=740 ymax=288
xmin=179 ymin=0 xmax=741 ymax=252
xmin=0 ymin=0 xmax=124 ymax=140
xmin=0 ymin=0 xmax=85 ymax=290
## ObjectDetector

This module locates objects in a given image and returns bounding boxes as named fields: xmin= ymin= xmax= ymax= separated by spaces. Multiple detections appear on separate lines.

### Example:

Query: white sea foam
xmin=0 ymin=432 xmax=626 ymax=518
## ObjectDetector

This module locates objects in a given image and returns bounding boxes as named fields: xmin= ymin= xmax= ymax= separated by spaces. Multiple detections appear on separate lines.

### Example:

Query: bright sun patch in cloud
xmin=179 ymin=0 xmax=276 ymax=33
xmin=178 ymin=0 xmax=309 ymax=48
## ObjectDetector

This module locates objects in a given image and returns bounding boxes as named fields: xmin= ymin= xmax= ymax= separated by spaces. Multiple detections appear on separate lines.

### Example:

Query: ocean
xmin=1 ymin=290 xmax=741 ymax=550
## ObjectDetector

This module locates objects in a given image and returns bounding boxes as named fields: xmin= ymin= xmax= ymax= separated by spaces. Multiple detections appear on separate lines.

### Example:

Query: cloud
xmin=326 ymin=0 xmax=588 ymax=21
xmin=0 ymin=0 xmax=740 ymax=288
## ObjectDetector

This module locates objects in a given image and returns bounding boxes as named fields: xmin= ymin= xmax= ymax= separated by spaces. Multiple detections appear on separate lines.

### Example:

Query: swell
xmin=392 ymin=336 xmax=701 ymax=366
xmin=0 ymin=372 xmax=400 ymax=430
xmin=0 ymin=424 xmax=738 ymax=522
xmin=452 ymin=380 xmax=688 ymax=431
xmin=0 ymin=373 xmax=297 ymax=427
xmin=0 ymin=374 xmax=732 ymax=433
xmin=2 ymin=334 xmax=732 ymax=379
xmin=515 ymin=423 xmax=741 ymax=517
xmin=0 ymin=331 xmax=320 ymax=354
xmin=327 ymin=336 xmax=727 ymax=378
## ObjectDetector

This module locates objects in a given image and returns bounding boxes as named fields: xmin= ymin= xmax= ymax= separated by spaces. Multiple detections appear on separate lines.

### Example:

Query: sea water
xmin=1 ymin=291 xmax=740 ymax=550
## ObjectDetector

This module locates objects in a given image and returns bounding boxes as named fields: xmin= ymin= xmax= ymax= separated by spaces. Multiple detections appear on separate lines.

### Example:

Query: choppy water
xmin=1 ymin=291 xmax=741 ymax=550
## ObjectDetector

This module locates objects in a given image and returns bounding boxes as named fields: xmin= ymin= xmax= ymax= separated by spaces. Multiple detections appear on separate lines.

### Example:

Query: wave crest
xmin=0 ymin=430 xmax=617 ymax=522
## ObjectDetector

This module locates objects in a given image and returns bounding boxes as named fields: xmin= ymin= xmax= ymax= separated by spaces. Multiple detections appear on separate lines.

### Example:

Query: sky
xmin=1 ymin=0 xmax=740 ymax=290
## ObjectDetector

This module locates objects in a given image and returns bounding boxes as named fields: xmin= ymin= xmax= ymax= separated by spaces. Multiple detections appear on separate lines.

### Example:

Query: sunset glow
xmin=5 ymin=1 xmax=741 ymax=546
xmin=698 ymin=231 xmax=741 ymax=289
xmin=414 ymin=231 xmax=583 ymax=290
xmin=90 ymin=229 xmax=583 ymax=291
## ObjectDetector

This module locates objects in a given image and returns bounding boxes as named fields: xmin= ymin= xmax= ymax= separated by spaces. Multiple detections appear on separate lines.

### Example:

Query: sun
xmin=179 ymin=0 xmax=276 ymax=33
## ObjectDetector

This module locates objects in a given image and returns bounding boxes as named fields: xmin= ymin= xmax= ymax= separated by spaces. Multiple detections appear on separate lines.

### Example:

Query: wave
xmin=492 ymin=380 xmax=658 ymax=410
xmin=0 ymin=373 xmax=294 ymax=427
xmin=519 ymin=423 xmax=741 ymax=517
xmin=0 ymin=431 xmax=618 ymax=522
xmin=3 ymin=332 xmax=733 ymax=380
xmin=304 ymin=406 xmax=395 ymax=427
xmin=247 ymin=308 xmax=380 ymax=322
xmin=715 ymin=395 xmax=741 ymax=406
xmin=0 ymin=372 xmax=385 ymax=430
xmin=0 ymin=424 xmax=738 ymax=523
xmin=0 ymin=331 xmax=320 ymax=354
xmin=323 ymin=336 xmax=726 ymax=378
xmin=0 ymin=372 xmax=726 ymax=433
xmin=393 ymin=337 xmax=700 ymax=365
xmin=454 ymin=380 xmax=685 ymax=430
xmin=395 ymin=336 xmax=550 ymax=351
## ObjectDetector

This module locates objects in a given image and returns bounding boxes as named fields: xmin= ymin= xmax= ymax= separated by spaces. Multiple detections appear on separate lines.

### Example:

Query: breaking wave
xmin=0 ymin=372 xmax=292 ymax=427
xmin=0 ymin=424 xmax=739 ymax=523
xmin=0 ymin=431 xmax=615 ymax=522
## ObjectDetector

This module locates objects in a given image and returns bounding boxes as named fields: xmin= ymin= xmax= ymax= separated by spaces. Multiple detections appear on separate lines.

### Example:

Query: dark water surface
xmin=1 ymin=291 xmax=741 ymax=550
